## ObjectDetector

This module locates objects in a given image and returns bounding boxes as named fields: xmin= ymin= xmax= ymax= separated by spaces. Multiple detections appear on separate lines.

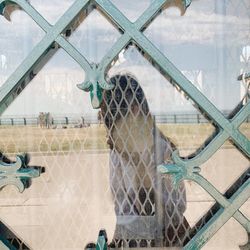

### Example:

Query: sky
xmin=0 ymin=0 xmax=249 ymax=117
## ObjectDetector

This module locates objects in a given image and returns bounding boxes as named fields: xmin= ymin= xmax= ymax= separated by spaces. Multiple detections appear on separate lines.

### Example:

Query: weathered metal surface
xmin=0 ymin=154 xmax=41 ymax=192
xmin=77 ymin=63 xmax=114 ymax=108
xmin=96 ymin=230 xmax=108 ymax=250
xmin=158 ymin=165 xmax=250 ymax=249
xmin=189 ymin=168 xmax=250 ymax=239
xmin=0 ymin=0 xmax=249 ymax=249
xmin=85 ymin=230 xmax=108 ymax=250
xmin=0 ymin=239 xmax=14 ymax=250
xmin=0 ymin=221 xmax=30 ymax=249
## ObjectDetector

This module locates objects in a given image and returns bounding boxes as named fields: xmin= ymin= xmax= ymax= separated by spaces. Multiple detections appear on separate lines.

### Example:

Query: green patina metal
xmin=0 ymin=153 xmax=43 ymax=248
xmin=0 ymin=0 xmax=249 ymax=249
xmin=77 ymin=63 xmax=114 ymax=109
xmin=0 ymin=237 xmax=15 ymax=250
xmin=0 ymin=154 xmax=41 ymax=192
xmin=85 ymin=230 xmax=108 ymax=250
xmin=96 ymin=230 xmax=108 ymax=250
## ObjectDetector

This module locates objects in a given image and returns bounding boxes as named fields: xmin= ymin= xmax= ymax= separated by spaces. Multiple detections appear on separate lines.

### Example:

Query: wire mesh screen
xmin=0 ymin=0 xmax=249 ymax=249
xmin=100 ymin=73 xmax=189 ymax=247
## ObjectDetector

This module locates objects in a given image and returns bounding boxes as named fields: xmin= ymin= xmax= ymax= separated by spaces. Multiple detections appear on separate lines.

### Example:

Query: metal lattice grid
xmin=0 ymin=0 xmax=249 ymax=250
xmin=100 ymin=73 xmax=190 ymax=247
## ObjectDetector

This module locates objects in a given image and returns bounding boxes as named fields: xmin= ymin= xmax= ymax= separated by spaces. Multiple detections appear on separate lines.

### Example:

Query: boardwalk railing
xmin=0 ymin=112 xmax=249 ymax=126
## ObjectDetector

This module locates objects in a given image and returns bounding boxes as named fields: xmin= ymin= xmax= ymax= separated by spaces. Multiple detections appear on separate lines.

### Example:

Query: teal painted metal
xmin=0 ymin=0 xmax=249 ymax=249
xmin=159 ymin=164 xmax=250 ymax=249
xmin=0 ymin=154 xmax=41 ymax=192
xmin=77 ymin=63 xmax=114 ymax=109
xmin=96 ymin=230 xmax=108 ymax=250
xmin=85 ymin=230 xmax=108 ymax=250
xmin=0 ymin=237 xmax=16 ymax=250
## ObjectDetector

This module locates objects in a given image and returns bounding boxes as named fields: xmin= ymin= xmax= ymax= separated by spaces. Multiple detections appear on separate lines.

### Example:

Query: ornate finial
xmin=85 ymin=229 xmax=108 ymax=250
xmin=96 ymin=230 xmax=108 ymax=250
xmin=0 ymin=153 xmax=43 ymax=192
xmin=77 ymin=64 xmax=114 ymax=109
xmin=158 ymin=150 xmax=200 ymax=189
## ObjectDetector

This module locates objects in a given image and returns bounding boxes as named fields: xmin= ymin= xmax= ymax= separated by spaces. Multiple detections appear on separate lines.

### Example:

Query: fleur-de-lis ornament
xmin=77 ymin=64 xmax=114 ymax=109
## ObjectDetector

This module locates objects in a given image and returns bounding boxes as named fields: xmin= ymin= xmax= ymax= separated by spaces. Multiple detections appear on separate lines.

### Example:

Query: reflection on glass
xmin=145 ymin=0 xmax=250 ymax=112
xmin=0 ymin=10 xmax=44 ymax=87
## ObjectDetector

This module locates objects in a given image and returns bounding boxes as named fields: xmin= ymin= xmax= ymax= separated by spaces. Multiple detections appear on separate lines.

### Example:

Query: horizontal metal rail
xmin=0 ymin=112 xmax=248 ymax=126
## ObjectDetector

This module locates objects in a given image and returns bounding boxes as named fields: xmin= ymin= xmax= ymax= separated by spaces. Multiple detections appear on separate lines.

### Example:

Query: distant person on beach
xmin=38 ymin=113 xmax=42 ymax=128
xmin=81 ymin=116 xmax=85 ymax=126
xmin=38 ymin=112 xmax=46 ymax=128
xmin=74 ymin=116 xmax=90 ymax=128
xmin=45 ymin=112 xmax=52 ymax=129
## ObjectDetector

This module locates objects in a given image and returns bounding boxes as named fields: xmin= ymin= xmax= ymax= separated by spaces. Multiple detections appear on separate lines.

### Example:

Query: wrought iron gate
xmin=0 ymin=0 xmax=249 ymax=249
